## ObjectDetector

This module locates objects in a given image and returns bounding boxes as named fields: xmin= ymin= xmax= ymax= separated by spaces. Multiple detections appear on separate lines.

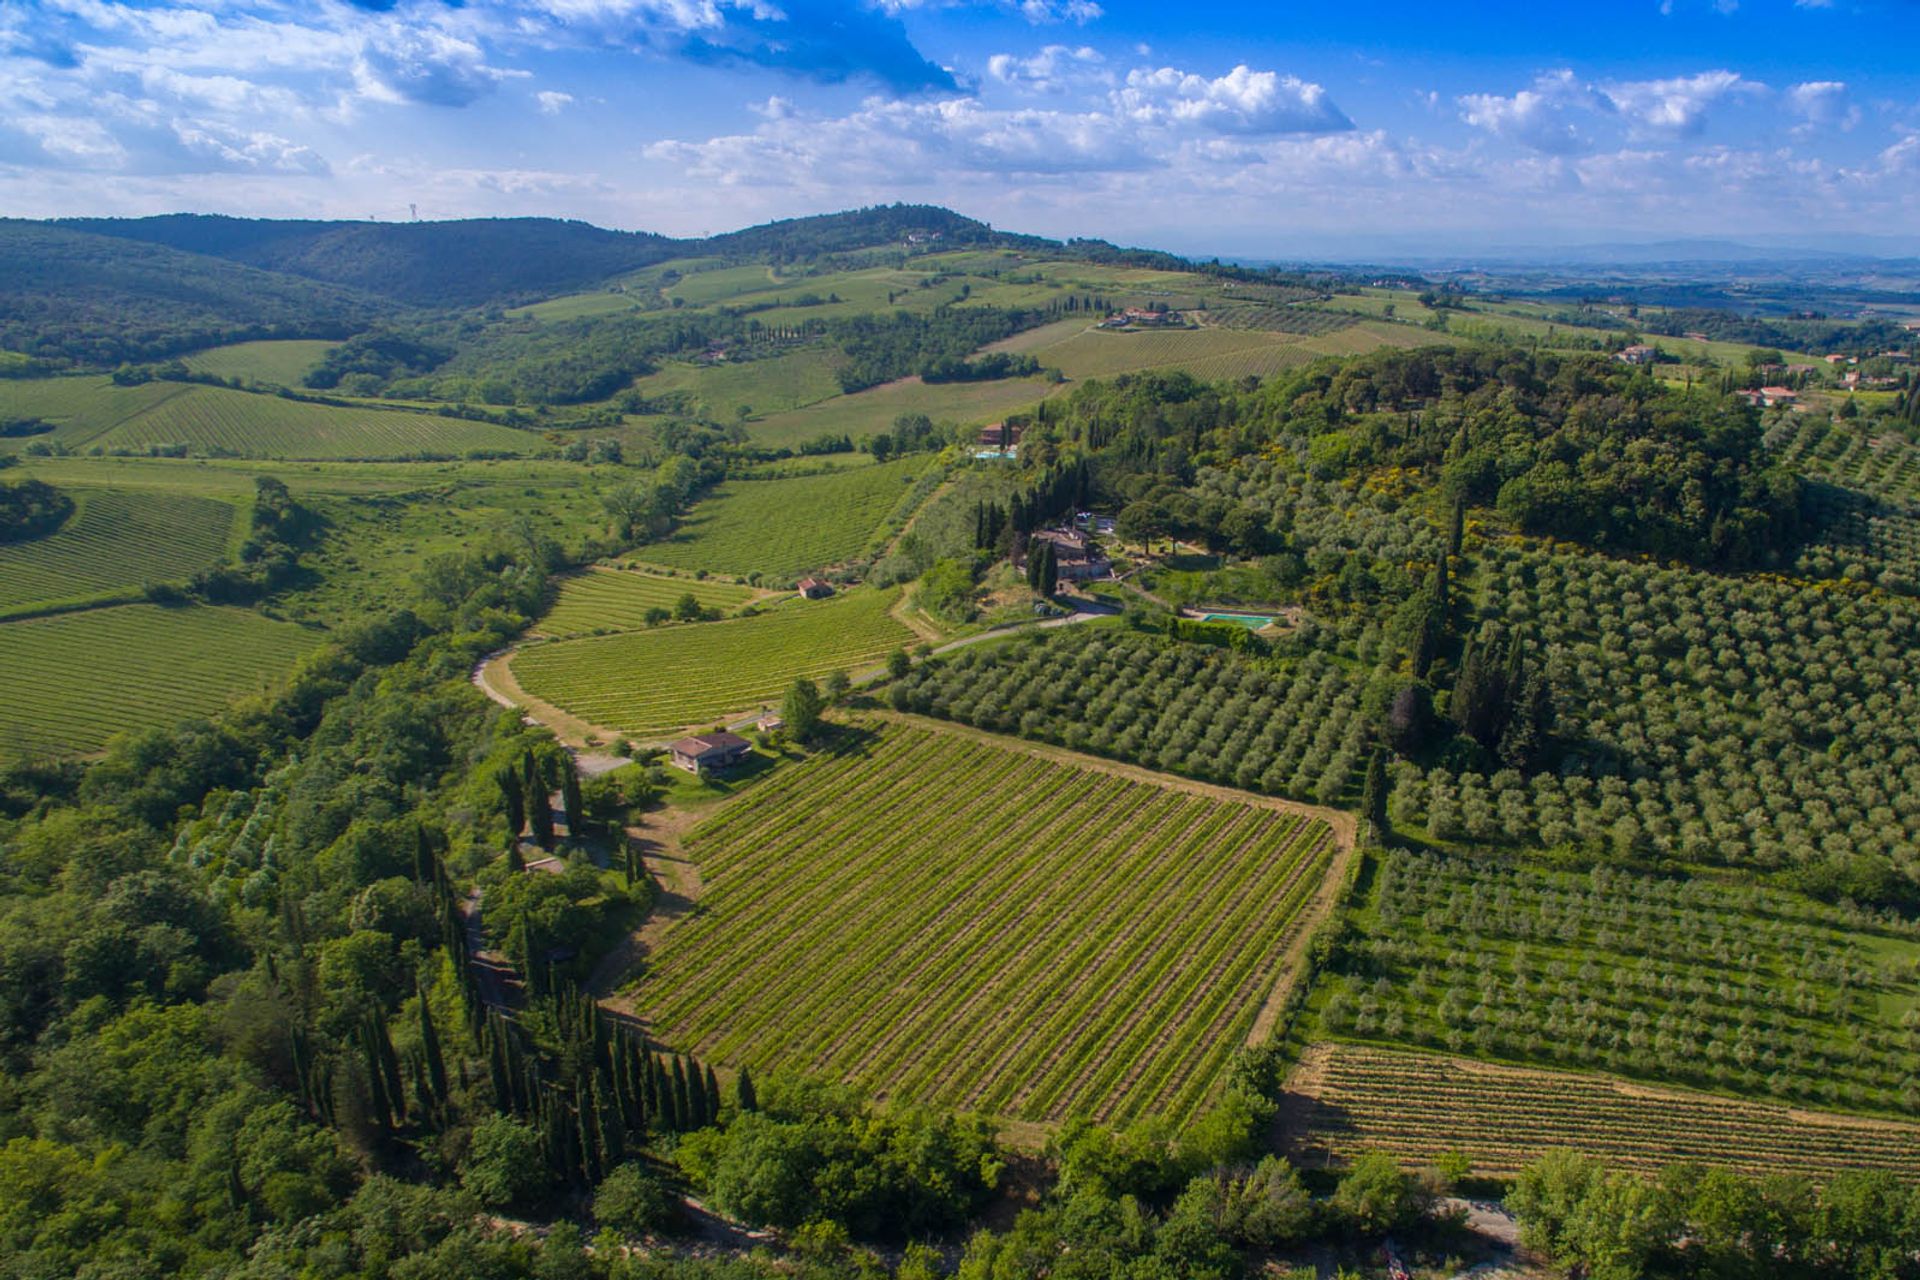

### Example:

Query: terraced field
xmin=182 ymin=339 xmax=338 ymax=387
xmin=0 ymin=604 xmax=321 ymax=758
xmin=0 ymin=376 xmax=537 ymax=459
xmin=637 ymin=721 xmax=1347 ymax=1126
xmin=638 ymin=458 xmax=927 ymax=577
xmin=534 ymin=568 xmax=761 ymax=638
xmin=1284 ymin=1043 xmax=1920 ymax=1180
xmin=511 ymin=586 xmax=913 ymax=737
xmin=0 ymin=488 xmax=238 ymax=614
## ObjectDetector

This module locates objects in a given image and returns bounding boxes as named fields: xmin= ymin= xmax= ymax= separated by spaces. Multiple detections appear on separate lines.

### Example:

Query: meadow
xmin=747 ymin=376 xmax=1054 ymax=449
xmin=0 ymin=376 xmax=536 ymax=459
xmin=637 ymin=721 xmax=1347 ymax=1126
xmin=0 ymin=603 xmax=321 ymax=759
xmin=628 ymin=348 xmax=846 ymax=421
xmin=533 ymin=568 xmax=760 ymax=638
xmin=0 ymin=487 xmax=239 ymax=615
xmin=510 ymin=586 xmax=914 ymax=737
xmin=1285 ymin=1043 xmax=1920 ymax=1180
xmin=635 ymin=456 xmax=928 ymax=578
xmin=182 ymin=339 xmax=339 ymax=387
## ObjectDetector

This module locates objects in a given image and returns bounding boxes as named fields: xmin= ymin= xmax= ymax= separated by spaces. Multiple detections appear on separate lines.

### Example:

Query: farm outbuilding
xmin=669 ymin=731 xmax=753 ymax=774
xmin=797 ymin=577 xmax=835 ymax=600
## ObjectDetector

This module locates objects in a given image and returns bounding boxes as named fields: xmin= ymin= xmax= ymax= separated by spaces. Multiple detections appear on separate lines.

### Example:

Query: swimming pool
xmin=1201 ymin=613 xmax=1275 ymax=629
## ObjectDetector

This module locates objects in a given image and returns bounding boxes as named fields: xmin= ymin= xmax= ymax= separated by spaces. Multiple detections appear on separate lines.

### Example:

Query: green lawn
xmin=182 ymin=340 xmax=339 ymax=387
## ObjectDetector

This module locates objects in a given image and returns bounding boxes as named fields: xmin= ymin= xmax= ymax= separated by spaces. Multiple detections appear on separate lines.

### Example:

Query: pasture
xmin=0 ymin=376 xmax=537 ymax=459
xmin=1284 ymin=1043 xmax=1920 ymax=1181
xmin=534 ymin=568 xmax=760 ymax=638
xmin=0 ymin=488 xmax=239 ymax=615
xmin=635 ymin=457 xmax=927 ymax=577
xmin=636 ymin=720 xmax=1347 ymax=1126
xmin=0 ymin=603 xmax=321 ymax=759
xmin=628 ymin=348 xmax=846 ymax=421
xmin=182 ymin=340 xmax=338 ymax=387
xmin=510 ymin=586 xmax=914 ymax=737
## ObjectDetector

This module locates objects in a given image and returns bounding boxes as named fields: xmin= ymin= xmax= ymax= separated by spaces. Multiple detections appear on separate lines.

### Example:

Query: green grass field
xmin=182 ymin=340 xmax=339 ymax=387
xmin=0 ymin=603 xmax=321 ymax=759
xmin=534 ymin=568 xmax=760 ymax=638
xmin=748 ymin=377 xmax=1053 ymax=449
xmin=0 ymin=377 xmax=538 ymax=460
xmin=628 ymin=348 xmax=847 ymax=421
xmin=0 ymin=488 xmax=239 ymax=615
xmin=511 ymin=586 xmax=914 ymax=736
xmin=636 ymin=457 xmax=926 ymax=577
xmin=1286 ymin=1043 xmax=1920 ymax=1180
xmin=637 ymin=720 xmax=1343 ymax=1125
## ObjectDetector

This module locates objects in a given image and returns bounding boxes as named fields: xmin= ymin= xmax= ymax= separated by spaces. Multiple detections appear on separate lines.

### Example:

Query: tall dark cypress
xmin=1362 ymin=749 xmax=1390 ymax=844
xmin=418 ymin=983 xmax=447 ymax=1115
xmin=526 ymin=752 xmax=555 ymax=852
xmin=737 ymin=1065 xmax=758 ymax=1113
xmin=670 ymin=1057 xmax=691 ymax=1132
xmin=687 ymin=1061 xmax=710 ymax=1130
xmin=562 ymin=764 xmax=584 ymax=840
xmin=704 ymin=1065 xmax=722 ymax=1125
xmin=498 ymin=767 xmax=525 ymax=841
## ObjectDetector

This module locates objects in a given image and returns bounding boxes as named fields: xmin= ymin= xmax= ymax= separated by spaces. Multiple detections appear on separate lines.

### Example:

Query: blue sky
xmin=3 ymin=0 xmax=1919 ymax=257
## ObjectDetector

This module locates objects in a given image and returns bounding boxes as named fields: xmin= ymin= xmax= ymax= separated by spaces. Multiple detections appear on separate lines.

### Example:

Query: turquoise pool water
xmin=1202 ymin=613 xmax=1274 ymax=629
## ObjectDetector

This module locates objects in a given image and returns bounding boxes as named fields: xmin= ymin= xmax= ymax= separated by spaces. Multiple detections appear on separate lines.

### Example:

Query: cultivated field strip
xmin=635 ymin=459 xmax=925 ymax=577
xmin=0 ymin=488 xmax=237 ymax=612
xmin=637 ymin=723 xmax=1343 ymax=1126
xmin=0 ymin=603 xmax=320 ymax=758
xmin=511 ymin=587 xmax=913 ymax=736
xmin=1286 ymin=1043 xmax=1920 ymax=1181
xmin=533 ymin=569 xmax=758 ymax=637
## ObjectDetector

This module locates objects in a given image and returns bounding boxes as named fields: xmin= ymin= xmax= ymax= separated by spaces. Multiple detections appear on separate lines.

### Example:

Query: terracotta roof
xmin=671 ymin=731 xmax=751 ymax=756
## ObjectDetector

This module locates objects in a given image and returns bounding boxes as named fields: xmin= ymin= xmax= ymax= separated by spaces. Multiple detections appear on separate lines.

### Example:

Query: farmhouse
xmin=669 ymin=731 xmax=752 ymax=774
xmin=978 ymin=421 xmax=1024 ymax=450
xmin=1616 ymin=344 xmax=1657 ymax=365
xmin=1026 ymin=527 xmax=1111 ymax=581
xmin=797 ymin=577 xmax=834 ymax=599
xmin=1742 ymin=386 xmax=1799 ymax=408
xmin=1100 ymin=307 xmax=1182 ymax=329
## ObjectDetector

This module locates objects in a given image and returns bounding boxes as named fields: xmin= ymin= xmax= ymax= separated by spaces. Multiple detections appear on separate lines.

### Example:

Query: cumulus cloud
xmin=1601 ymin=70 xmax=1761 ymax=136
xmin=875 ymin=0 xmax=1103 ymax=23
xmin=1458 ymin=69 xmax=1607 ymax=155
xmin=986 ymin=44 xmax=1102 ymax=93
xmin=1787 ymin=80 xmax=1858 ymax=131
xmin=1114 ymin=65 xmax=1352 ymax=134
xmin=536 ymin=89 xmax=575 ymax=113
xmin=1461 ymin=67 xmax=1771 ymax=153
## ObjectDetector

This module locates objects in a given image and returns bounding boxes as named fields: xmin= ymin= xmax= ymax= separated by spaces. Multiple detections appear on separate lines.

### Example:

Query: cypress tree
xmin=737 ymin=1065 xmax=758 ymax=1113
xmin=562 ymin=764 xmax=584 ymax=839
xmin=418 ymin=982 xmax=448 ymax=1114
xmin=670 ymin=1058 xmax=691 ymax=1132
xmin=498 ymin=766 xmax=524 ymax=842
xmin=1039 ymin=540 xmax=1059 ymax=596
xmin=1361 ymin=749 xmax=1390 ymax=844
xmin=687 ymin=1062 xmax=709 ymax=1130
xmin=526 ymin=753 xmax=555 ymax=852
xmin=361 ymin=1019 xmax=393 ymax=1131
xmin=704 ymin=1065 xmax=722 ymax=1125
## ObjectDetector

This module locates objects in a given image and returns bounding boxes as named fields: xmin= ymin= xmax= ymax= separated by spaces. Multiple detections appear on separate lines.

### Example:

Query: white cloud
xmin=874 ymin=0 xmax=1103 ymax=22
xmin=1114 ymin=65 xmax=1352 ymax=135
xmin=1458 ymin=69 xmax=1607 ymax=155
xmin=1787 ymin=80 xmax=1858 ymax=132
xmin=537 ymin=89 xmax=575 ymax=113
xmin=986 ymin=44 xmax=1102 ymax=94
xmin=1601 ymin=70 xmax=1761 ymax=136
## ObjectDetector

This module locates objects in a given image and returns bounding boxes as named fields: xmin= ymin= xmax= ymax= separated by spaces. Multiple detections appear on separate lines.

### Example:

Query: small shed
xmin=755 ymin=712 xmax=786 ymax=734
xmin=669 ymin=731 xmax=753 ymax=774
xmin=797 ymin=577 xmax=835 ymax=599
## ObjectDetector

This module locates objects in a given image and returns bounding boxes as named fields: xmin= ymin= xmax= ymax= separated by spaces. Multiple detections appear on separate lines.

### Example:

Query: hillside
xmin=0 ymin=222 xmax=383 ymax=365
xmin=53 ymin=214 xmax=680 ymax=308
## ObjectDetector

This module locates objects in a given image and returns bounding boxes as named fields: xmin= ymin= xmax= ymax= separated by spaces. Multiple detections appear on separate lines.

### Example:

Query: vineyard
xmin=534 ymin=568 xmax=760 ymax=638
xmin=1284 ymin=1043 xmax=1920 ymax=1180
xmin=0 ymin=376 xmax=536 ymax=459
xmin=181 ymin=339 xmax=339 ymax=387
xmin=1765 ymin=413 xmax=1920 ymax=502
xmin=1027 ymin=327 xmax=1320 ymax=381
xmin=637 ymin=721 xmax=1347 ymax=1126
xmin=747 ymin=376 xmax=1053 ymax=450
xmin=637 ymin=457 xmax=929 ymax=578
xmin=511 ymin=586 xmax=914 ymax=738
xmin=894 ymin=630 xmax=1372 ymax=804
xmin=1201 ymin=302 xmax=1358 ymax=336
xmin=1319 ymin=847 xmax=1920 ymax=1116
xmin=0 ymin=488 xmax=238 ymax=613
xmin=0 ymin=603 xmax=321 ymax=758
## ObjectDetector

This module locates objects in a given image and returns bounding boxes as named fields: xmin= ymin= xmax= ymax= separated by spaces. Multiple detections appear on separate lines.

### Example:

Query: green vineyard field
xmin=0 ymin=376 xmax=537 ymax=460
xmin=534 ymin=568 xmax=760 ymax=638
xmin=511 ymin=586 xmax=914 ymax=736
xmin=637 ymin=721 xmax=1346 ymax=1126
xmin=0 ymin=488 xmax=238 ymax=613
xmin=0 ymin=603 xmax=321 ymax=759
xmin=182 ymin=340 xmax=339 ymax=387
xmin=636 ymin=458 xmax=927 ymax=577
xmin=1285 ymin=1043 xmax=1920 ymax=1180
